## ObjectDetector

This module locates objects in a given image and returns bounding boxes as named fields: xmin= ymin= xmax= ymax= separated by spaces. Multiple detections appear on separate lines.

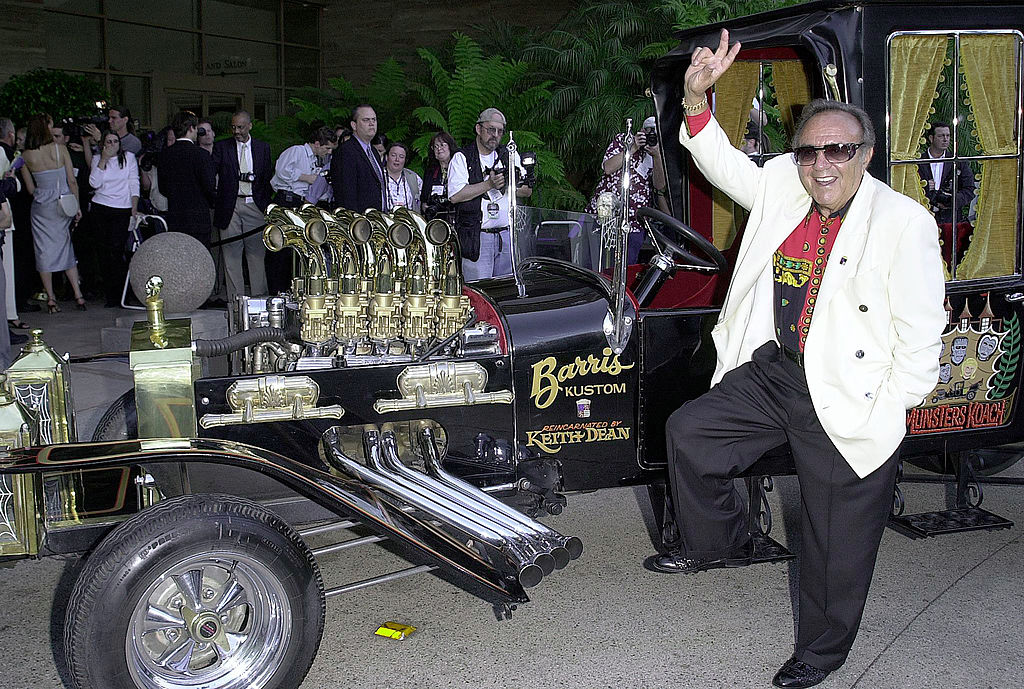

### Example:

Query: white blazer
xmin=679 ymin=117 xmax=946 ymax=477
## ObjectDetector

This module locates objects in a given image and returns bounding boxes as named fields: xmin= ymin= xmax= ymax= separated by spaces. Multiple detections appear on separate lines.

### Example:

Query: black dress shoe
xmin=9 ymin=330 xmax=27 ymax=345
xmin=772 ymin=657 xmax=831 ymax=688
xmin=644 ymin=539 xmax=753 ymax=574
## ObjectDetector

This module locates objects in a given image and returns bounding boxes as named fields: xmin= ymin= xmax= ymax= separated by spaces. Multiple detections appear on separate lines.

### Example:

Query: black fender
xmin=0 ymin=436 xmax=527 ymax=606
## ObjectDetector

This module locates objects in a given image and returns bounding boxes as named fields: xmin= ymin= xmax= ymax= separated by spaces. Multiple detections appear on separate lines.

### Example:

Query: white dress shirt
xmin=89 ymin=151 xmax=140 ymax=209
xmin=447 ymin=149 xmax=524 ymax=229
xmin=270 ymin=143 xmax=318 ymax=194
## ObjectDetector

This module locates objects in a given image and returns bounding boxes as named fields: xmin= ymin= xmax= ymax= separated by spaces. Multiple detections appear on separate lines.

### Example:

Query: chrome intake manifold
xmin=256 ymin=204 xmax=472 ymax=365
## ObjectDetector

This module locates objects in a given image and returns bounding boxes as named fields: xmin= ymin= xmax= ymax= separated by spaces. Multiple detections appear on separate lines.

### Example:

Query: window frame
xmin=885 ymin=29 xmax=1024 ymax=285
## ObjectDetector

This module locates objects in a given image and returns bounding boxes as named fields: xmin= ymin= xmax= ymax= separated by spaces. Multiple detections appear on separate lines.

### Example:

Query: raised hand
xmin=683 ymin=29 xmax=741 ymax=104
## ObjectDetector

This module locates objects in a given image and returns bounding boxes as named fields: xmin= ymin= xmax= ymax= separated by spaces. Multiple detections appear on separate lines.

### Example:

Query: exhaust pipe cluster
xmin=323 ymin=427 xmax=582 ymax=589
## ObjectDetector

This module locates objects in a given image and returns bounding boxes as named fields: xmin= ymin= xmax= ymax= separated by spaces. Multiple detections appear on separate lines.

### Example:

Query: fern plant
xmin=410 ymin=33 xmax=583 ymax=209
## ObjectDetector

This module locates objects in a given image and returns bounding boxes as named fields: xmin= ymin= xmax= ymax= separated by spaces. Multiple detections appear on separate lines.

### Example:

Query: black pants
xmin=90 ymin=203 xmax=132 ymax=306
xmin=665 ymin=341 xmax=899 ymax=671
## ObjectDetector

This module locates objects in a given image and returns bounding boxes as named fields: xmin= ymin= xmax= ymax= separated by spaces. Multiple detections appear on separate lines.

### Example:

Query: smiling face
xmin=795 ymin=110 xmax=873 ymax=216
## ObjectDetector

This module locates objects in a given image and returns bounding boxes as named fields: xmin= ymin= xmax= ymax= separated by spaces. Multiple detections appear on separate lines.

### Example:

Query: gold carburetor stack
xmin=262 ymin=204 xmax=473 ymax=357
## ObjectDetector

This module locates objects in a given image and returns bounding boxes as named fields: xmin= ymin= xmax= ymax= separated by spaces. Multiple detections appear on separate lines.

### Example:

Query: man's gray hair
xmin=0 ymin=118 xmax=13 ymax=139
xmin=792 ymin=99 xmax=876 ymax=151
xmin=477 ymin=108 xmax=506 ymax=126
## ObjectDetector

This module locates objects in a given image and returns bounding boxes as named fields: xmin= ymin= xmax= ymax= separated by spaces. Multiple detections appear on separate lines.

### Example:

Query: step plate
xmin=889 ymin=506 xmax=1014 ymax=538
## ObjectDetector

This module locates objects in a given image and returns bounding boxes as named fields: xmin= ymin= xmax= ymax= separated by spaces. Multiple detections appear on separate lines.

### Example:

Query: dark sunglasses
xmin=792 ymin=142 xmax=863 ymax=166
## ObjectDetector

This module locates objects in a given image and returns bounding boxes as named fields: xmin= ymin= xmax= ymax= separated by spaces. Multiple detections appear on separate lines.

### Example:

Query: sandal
xmin=47 ymin=300 xmax=61 ymax=314
xmin=75 ymin=297 xmax=87 ymax=311
xmin=8 ymin=320 xmax=28 ymax=329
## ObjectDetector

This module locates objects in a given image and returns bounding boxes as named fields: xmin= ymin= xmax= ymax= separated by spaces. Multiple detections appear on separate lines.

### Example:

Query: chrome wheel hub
xmin=126 ymin=552 xmax=291 ymax=689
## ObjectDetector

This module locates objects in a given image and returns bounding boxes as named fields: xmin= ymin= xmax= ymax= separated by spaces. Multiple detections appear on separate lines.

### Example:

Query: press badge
xmin=486 ymin=201 xmax=500 ymax=219
xmin=431 ymin=184 xmax=444 ymax=196
xmin=244 ymin=197 xmax=254 ymax=204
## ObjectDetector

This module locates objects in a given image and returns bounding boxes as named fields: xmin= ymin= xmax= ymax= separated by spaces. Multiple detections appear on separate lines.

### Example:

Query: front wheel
xmin=64 ymin=494 xmax=325 ymax=689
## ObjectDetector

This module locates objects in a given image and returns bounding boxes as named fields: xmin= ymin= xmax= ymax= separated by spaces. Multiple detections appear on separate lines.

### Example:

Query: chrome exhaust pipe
xmin=377 ymin=432 xmax=557 ymax=576
xmin=373 ymin=432 xmax=556 ymax=577
xmin=419 ymin=427 xmax=584 ymax=568
xmin=323 ymin=428 xmax=544 ymax=588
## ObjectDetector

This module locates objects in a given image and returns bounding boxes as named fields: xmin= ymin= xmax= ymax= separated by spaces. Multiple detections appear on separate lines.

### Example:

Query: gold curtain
xmin=957 ymin=34 xmax=1019 ymax=279
xmin=888 ymin=35 xmax=947 ymax=209
xmin=711 ymin=61 xmax=760 ymax=249
xmin=772 ymin=60 xmax=812 ymax=139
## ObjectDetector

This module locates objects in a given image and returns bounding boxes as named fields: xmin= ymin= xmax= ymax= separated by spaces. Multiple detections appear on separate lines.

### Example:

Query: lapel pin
xmin=839 ymin=256 xmax=847 ymax=265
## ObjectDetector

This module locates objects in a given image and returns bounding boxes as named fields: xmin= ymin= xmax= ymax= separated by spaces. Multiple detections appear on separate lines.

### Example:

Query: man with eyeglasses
xmin=648 ymin=30 xmax=945 ymax=689
xmin=448 ymin=107 xmax=532 ymax=280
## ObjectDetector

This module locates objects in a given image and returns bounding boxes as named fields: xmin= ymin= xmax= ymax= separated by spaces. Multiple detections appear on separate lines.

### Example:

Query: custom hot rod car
xmin=1 ymin=2 xmax=1023 ymax=688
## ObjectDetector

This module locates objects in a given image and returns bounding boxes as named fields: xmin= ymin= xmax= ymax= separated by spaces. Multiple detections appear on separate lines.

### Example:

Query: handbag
xmin=54 ymin=144 xmax=80 ymax=218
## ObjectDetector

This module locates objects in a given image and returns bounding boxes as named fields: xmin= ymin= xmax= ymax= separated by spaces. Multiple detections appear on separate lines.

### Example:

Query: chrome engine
xmin=231 ymin=205 xmax=501 ymax=374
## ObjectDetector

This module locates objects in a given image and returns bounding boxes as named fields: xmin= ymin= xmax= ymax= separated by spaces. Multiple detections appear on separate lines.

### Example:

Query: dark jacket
xmin=917 ymin=155 xmax=975 ymax=224
xmin=453 ymin=142 xmax=509 ymax=262
xmin=331 ymin=136 xmax=383 ymax=213
xmin=211 ymin=137 xmax=272 ymax=229
xmin=157 ymin=140 xmax=216 ymax=240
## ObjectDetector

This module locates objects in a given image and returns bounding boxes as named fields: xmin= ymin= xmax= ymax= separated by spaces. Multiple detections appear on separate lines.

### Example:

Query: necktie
xmin=365 ymin=145 xmax=389 ymax=211
xmin=239 ymin=142 xmax=252 ymax=196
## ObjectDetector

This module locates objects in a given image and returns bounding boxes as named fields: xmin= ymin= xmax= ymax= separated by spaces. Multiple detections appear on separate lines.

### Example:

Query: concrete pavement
xmin=0 ymin=299 xmax=1020 ymax=689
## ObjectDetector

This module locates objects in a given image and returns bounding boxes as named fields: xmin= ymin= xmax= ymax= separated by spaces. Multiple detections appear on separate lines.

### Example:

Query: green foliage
xmin=411 ymin=33 xmax=583 ymax=208
xmin=250 ymin=0 xmax=809 ymax=210
xmin=525 ymin=0 xmax=806 ymax=200
xmin=0 ymin=69 xmax=110 ymax=127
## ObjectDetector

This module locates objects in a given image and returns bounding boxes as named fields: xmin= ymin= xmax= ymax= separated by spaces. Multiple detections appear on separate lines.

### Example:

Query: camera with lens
xmin=136 ymin=130 xmax=161 ymax=172
xmin=197 ymin=126 xmax=208 ymax=138
xmin=60 ymin=114 xmax=107 ymax=139
xmin=238 ymin=171 xmax=257 ymax=184
xmin=520 ymin=151 xmax=538 ymax=188
xmin=642 ymin=129 xmax=658 ymax=148
xmin=422 ymin=193 xmax=455 ymax=222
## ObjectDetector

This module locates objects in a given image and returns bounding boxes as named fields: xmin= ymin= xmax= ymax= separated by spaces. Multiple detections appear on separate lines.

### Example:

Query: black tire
xmin=64 ymin=494 xmax=325 ymax=689
xmin=91 ymin=388 xmax=138 ymax=441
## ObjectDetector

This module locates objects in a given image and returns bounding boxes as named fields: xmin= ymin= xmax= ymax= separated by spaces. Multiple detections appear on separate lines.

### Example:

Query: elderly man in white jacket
xmin=647 ymin=31 xmax=946 ymax=689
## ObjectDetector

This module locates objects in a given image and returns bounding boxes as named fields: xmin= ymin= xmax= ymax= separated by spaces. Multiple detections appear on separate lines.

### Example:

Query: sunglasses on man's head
xmin=792 ymin=142 xmax=863 ymax=166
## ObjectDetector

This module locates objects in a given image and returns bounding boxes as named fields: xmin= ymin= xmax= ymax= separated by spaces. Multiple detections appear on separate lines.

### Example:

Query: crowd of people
xmin=0 ymin=101 xmax=543 ymax=352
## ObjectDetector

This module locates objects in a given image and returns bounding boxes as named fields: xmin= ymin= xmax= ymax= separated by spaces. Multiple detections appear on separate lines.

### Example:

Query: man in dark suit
xmin=212 ymin=110 xmax=272 ymax=298
xmin=918 ymin=121 xmax=975 ymax=225
xmin=158 ymin=110 xmax=217 ymax=244
xmin=330 ymin=104 xmax=386 ymax=212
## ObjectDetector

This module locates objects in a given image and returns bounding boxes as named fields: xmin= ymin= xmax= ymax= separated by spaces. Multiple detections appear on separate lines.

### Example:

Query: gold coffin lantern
xmin=129 ymin=277 xmax=201 ymax=439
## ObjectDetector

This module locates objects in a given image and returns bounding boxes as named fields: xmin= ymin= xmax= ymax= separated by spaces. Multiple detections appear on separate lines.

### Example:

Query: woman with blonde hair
xmin=19 ymin=113 xmax=86 ymax=312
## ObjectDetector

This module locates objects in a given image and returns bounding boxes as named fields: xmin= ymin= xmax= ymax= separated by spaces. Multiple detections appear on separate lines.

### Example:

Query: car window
xmin=888 ymin=31 xmax=1022 ymax=281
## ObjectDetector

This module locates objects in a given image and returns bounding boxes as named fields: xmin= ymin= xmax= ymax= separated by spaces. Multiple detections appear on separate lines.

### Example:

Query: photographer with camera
xmin=448 ymin=107 xmax=533 ymax=281
xmin=211 ymin=110 xmax=272 ymax=299
xmin=918 ymin=121 xmax=975 ymax=225
xmin=585 ymin=115 xmax=669 ymax=264
xmin=420 ymin=131 xmax=457 ymax=222
xmin=271 ymin=125 xmax=336 ymax=210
